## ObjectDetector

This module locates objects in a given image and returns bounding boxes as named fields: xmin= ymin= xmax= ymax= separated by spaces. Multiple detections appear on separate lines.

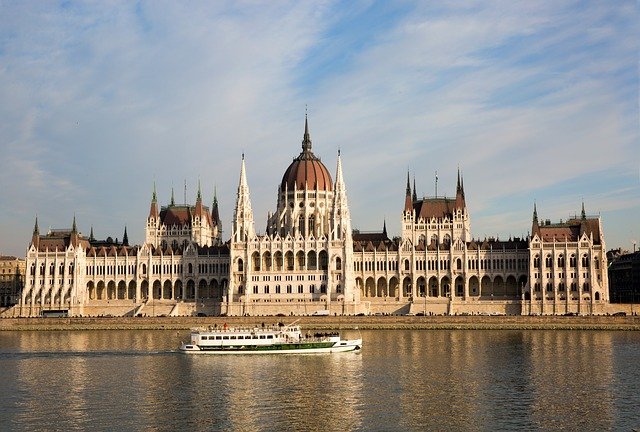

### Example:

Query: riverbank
xmin=1 ymin=315 xmax=639 ymax=331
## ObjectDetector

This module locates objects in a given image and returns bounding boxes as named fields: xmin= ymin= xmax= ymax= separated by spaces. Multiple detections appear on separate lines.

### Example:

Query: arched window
xmin=557 ymin=254 xmax=565 ymax=268
xmin=533 ymin=255 xmax=540 ymax=269
xmin=581 ymin=254 xmax=589 ymax=268
xmin=545 ymin=254 xmax=552 ymax=268
xmin=252 ymin=252 xmax=260 ymax=271
xmin=569 ymin=254 xmax=576 ymax=268
xmin=404 ymin=259 xmax=410 ymax=271
xmin=237 ymin=259 xmax=244 ymax=272
xmin=188 ymin=263 xmax=193 ymax=274
xmin=335 ymin=257 xmax=342 ymax=271
xmin=308 ymin=215 xmax=315 ymax=235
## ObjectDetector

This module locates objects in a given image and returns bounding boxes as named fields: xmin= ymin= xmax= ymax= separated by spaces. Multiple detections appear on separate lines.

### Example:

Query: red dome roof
xmin=280 ymin=118 xmax=333 ymax=192
xmin=281 ymin=157 xmax=333 ymax=192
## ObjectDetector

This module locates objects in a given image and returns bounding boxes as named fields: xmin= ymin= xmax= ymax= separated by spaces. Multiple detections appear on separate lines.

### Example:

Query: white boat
xmin=179 ymin=321 xmax=362 ymax=354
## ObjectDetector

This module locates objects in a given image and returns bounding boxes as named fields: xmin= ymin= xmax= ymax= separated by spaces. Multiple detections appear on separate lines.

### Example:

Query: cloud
xmin=0 ymin=1 xmax=636 ymax=255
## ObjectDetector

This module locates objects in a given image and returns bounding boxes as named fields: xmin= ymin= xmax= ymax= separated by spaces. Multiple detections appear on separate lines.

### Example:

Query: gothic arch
xmin=128 ymin=281 xmax=136 ymax=300
xmin=152 ymin=280 xmax=162 ymax=300
xmin=376 ymin=277 xmax=387 ymax=297
xmin=117 ymin=280 xmax=127 ymax=300
xmin=468 ymin=276 xmax=479 ymax=297
xmin=107 ymin=281 xmax=116 ymax=300
xmin=428 ymin=276 xmax=438 ymax=297
xmin=140 ymin=280 xmax=149 ymax=300
xmin=365 ymin=277 xmax=375 ymax=297
xmin=440 ymin=276 xmax=451 ymax=297
xmin=481 ymin=275 xmax=492 ymax=297
xmin=163 ymin=280 xmax=172 ymax=299
xmin=174 ymin=280 xmax=183 ymax=300
xmin=388 ymin=277 xmax=399 ymax=297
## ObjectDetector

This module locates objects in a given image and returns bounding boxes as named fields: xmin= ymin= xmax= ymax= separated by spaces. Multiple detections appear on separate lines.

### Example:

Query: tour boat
xmin=179 ymin=321 xmax=362 ymax=354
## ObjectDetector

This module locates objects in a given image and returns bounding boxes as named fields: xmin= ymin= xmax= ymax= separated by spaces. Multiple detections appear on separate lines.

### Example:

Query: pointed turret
xmin=123 ymin=226 xmax=129 ymax=246
xmin=302 ymin=114 xmax=312 ymax=154
xmin=581 ymin=201 xmax=586 ymax=220
xmin=211 ymin=186 xmax=221 ymax=227
xmin=532 ymin=202 xmax=539 ymax=235
xmin=412 ymin=176 xmax=417 ymax=202
xmin=149 ymin=183 xmax=159 ymax=220
xmin=332 ymin=150 xmax=352 ymax=241
xmin=89 ymin=226 xmax=95 ymax=242
xmin=70 ymin=214 xmax=80 ymax=247
xmin=31 ymin=216 xmax=40 ymax=249
xmin=194 ymin=179 xmax=204 ymax=218
xmin=170 ymin=187 xmax=175 ymax=206
xmin=382 ymin=219 xmax=388 ymax=238
xmin=404 ymin=171 xmax=413 ymax=212
xmin=455 ymin=168 xmax=466 ymax=209
xmin=233 ymin=154 xmax=255 ymax=242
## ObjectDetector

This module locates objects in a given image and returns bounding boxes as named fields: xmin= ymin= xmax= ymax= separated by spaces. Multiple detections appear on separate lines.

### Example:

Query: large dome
xmin=280 ymin=118 xmax=333 ymax=192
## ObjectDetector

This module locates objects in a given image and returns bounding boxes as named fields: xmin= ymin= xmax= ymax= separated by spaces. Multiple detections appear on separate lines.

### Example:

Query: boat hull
xmin=180 ymin=338 xmax=362 ymax=355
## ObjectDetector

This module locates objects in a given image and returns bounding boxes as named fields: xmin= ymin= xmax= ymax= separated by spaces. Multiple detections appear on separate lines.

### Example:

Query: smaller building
xmin=608 ymin=251 xmax=640 ymax=304
xmin=0 ymin=256 xmax=25 ymax=307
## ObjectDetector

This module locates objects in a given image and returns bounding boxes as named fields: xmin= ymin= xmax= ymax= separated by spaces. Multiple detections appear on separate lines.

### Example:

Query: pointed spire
xmin=31 ymin=215 xmax=40 ymax=249
xmin=89 ymin=226 xmax=95 ymax=241
xmin=149 ymin=183 xmax=159 ymax=220
xmin=170 ymin=187 xmax=175 ymax=206
xmin=412 ymin=176 xmax=417 ymax=202
xmin=72 ymin=214 xmax=77 ymax=233
xmin=533 ymin=202 xmax=538 ymax=224
xmin=197 ymin=179 xmax=202 ymax=201
xmin=581 ymin=201 xmax=586 ymax=220
xmin=404 ymin=170 xmax=413 ymax=212
xmin=302 ymin=114 xmax=312 ymax=153
xmin=383 ymin=219 xmax=387 ymax=237
xmin=211 ymin=185 xmax=221 ymax=227
xmin=457 ymin=167 xmax=461 ymax=193
xmin=405 ymin=170 xmax=411 ymax=196
xmin=123 ymin=226 xmax=129 ymax=246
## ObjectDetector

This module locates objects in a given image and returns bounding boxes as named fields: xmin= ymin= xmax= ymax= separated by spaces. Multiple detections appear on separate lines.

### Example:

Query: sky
xmin=0 ymin=0 xmax=638 ymax=257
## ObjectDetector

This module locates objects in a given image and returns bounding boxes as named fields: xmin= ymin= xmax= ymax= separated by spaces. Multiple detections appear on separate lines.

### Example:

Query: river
xmin=0 ymin=329 xmax=638 ymax=431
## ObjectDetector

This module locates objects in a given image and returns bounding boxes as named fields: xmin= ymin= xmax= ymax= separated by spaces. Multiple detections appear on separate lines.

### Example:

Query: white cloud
xmin=0 ymin=1 xmax=636 ymax=255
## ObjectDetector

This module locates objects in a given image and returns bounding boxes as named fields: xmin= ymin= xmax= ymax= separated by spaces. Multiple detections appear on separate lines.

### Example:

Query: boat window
xmin=223 ymin=336 xmax=229 ymax=340
xmin=215 ymin=336 xmax=222 ymax=340
xmin=267 ymin=335 xmax=273 ymax=339
xmin=259 ymin=335 xmax=266 ymax=339
xmin=230 ymin=336 xmax=237 ymax=340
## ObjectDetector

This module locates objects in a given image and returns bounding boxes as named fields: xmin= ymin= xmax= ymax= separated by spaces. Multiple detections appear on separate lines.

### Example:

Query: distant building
xmin=0 ymin=256 xmax=25 ymax=307
xmin=13 ymin=117 xmax=611 ymax=317
xmin=608 ymin=251 xmax=640 ymax=303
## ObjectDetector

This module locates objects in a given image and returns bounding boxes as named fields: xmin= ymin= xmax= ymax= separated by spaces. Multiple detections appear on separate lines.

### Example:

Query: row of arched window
xmin=533 ymin=253 xmax=594 ymax=269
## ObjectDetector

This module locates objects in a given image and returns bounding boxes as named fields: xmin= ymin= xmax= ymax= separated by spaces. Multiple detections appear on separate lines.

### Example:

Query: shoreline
xmin=1 ymin=315 xmax=639 ymax=331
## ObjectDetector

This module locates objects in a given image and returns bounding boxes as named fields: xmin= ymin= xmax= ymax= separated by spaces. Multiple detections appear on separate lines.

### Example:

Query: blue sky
xmin=0 ymin=0 xmax=638 ymax=256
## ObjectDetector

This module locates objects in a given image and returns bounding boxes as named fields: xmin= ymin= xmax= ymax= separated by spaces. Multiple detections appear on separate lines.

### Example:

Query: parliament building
xmin=12 ymin=118 xmax=610 ymax=317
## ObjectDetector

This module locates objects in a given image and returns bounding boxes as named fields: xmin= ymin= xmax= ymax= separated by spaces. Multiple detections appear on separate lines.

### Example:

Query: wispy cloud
xmin=0 ymin=1 xmax=637 ymax=255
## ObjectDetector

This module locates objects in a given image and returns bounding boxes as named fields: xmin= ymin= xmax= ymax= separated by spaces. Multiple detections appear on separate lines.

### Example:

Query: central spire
xmin=302 ymin=114 xmax=312 ymax=153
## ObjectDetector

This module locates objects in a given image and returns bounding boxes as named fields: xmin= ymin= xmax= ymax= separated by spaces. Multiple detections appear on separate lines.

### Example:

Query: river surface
xmin=0 ymin=329 xmax=638 ymax=431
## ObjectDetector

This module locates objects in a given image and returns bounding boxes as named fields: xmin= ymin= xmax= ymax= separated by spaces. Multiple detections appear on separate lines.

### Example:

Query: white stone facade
xmin=11 ymin=120 xmax=610 ymax=317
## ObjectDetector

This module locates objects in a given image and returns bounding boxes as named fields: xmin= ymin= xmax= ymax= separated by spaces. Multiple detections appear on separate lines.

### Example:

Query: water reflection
xmin=526 ymin=331 xmax=614 ymax=430
xmin=0 ymin=330 xmax=638 ymax=431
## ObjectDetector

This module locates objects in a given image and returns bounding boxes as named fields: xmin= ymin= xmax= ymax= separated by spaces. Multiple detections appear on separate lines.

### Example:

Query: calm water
xmin=0 ymin=329 xmax=639 ymax=431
